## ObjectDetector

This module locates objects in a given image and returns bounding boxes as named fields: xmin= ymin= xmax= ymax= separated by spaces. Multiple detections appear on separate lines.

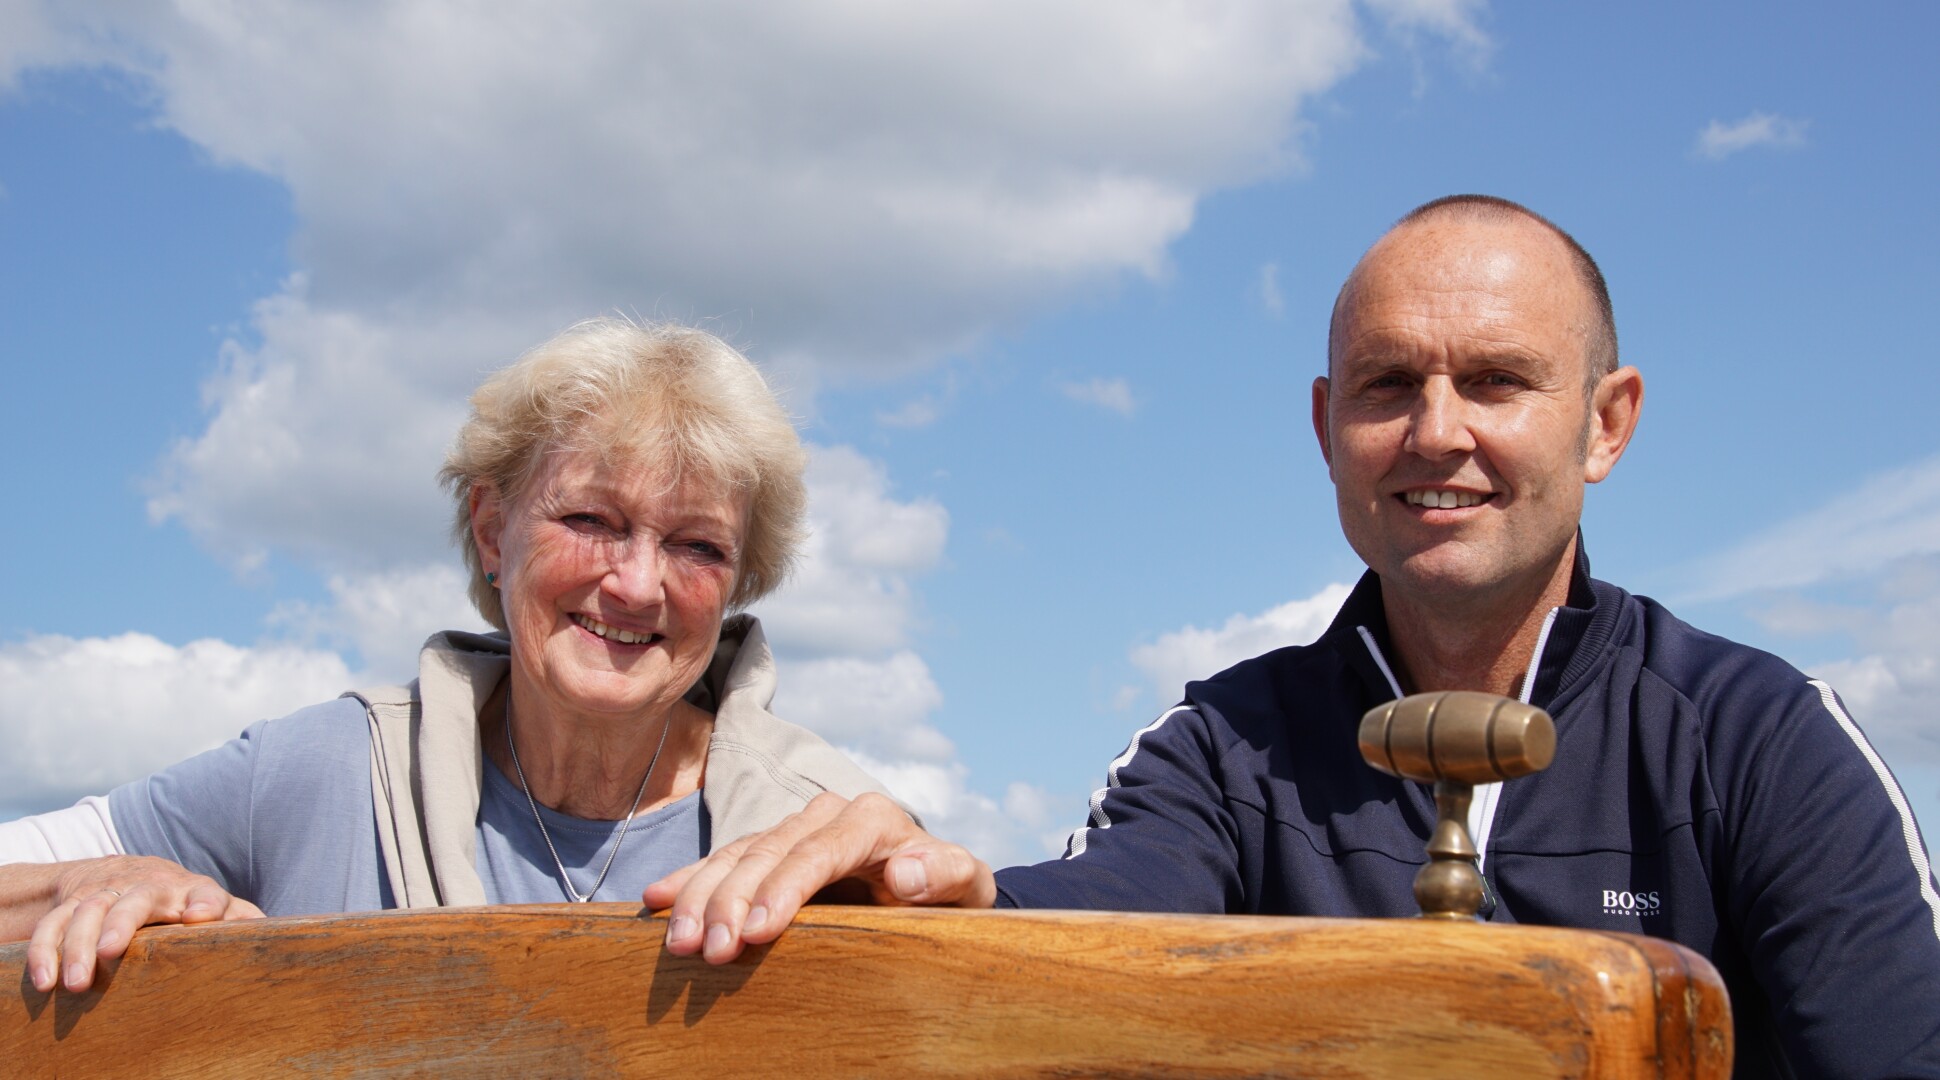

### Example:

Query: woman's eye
xmin=679 ymin=540 xmax=726 ymax=562
xmin=564 ymin=512 xmax=610 ymax=529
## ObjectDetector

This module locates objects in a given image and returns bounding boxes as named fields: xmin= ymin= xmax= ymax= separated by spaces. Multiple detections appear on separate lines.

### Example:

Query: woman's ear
xmin=470 ymin=484 xmax=506 ymax=577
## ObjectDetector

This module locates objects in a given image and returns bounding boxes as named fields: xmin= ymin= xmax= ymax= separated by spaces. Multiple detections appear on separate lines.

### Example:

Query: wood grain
xmin=0 ymin=905 xmax=1730 ymax=1078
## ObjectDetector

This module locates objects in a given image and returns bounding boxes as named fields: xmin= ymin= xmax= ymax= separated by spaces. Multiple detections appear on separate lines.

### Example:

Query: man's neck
xmin=1379 ymin=541 xmax=1578 ymax=699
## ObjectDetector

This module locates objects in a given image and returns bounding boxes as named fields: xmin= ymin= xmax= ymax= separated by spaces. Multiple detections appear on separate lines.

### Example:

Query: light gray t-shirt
xmin=108 ymin=696 xmax=706 ymax=915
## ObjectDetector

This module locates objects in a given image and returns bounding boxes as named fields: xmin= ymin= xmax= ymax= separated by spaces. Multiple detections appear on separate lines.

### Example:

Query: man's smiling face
xmin=1314 ymin=213 xmax=1613 ymax=607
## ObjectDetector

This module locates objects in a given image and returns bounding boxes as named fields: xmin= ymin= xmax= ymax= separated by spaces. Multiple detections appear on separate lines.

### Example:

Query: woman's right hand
xmin=25 ymin=855 xmax=264 ymax=993
xmin=645 ymin=792 xmax=997 ymax=965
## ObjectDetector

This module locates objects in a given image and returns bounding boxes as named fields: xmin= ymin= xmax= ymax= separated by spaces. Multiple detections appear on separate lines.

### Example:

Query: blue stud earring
xmin=487 ymin=572 xmax=498 ymax=586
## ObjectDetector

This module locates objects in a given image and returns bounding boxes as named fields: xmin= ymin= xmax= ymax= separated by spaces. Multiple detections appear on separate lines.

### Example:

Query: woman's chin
xmin=528 ymin=663 xmax=692 ymax=722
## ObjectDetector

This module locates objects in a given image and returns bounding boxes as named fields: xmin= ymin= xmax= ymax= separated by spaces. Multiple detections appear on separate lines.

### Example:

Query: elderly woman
xmin=0 ymin=318 xmax=895 ymax=992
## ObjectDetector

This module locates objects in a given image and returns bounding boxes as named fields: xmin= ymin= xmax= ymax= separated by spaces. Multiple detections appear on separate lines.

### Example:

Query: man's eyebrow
xmin=1333 ymin=351 xmax=1412 ymax=379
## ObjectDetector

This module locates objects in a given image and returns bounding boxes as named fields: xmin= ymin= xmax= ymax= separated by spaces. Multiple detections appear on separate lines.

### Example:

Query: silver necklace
xmin=505 ymin=704 xmax=672 ymax=903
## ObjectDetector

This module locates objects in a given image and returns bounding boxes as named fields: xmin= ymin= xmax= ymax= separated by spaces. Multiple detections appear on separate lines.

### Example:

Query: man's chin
xmin=1381 ymin=549 xmax=1515 ymax=600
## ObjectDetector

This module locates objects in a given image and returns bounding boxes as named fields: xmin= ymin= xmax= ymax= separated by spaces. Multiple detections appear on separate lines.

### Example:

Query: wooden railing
xmin=1 ymin=905 xmax=1730 ymax=1077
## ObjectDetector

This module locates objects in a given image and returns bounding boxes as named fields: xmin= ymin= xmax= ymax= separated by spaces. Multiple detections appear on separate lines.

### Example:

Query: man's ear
xmin=470 ymin=484 xmax=507 ymax=576
xmin=1312 ymin=376 xmax=1333 ymax=472
xmin=1583 ymin=365 xmax=1644 ymax=484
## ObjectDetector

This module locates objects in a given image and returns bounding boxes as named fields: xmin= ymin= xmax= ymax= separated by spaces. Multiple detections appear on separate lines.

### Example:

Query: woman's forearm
xmin=0 ymin=859 xmax=78 ymax=942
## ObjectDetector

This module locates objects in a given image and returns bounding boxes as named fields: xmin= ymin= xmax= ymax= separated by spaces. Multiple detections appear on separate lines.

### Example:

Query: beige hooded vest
xmin=346 ymin=614 xmax=898 ymax=908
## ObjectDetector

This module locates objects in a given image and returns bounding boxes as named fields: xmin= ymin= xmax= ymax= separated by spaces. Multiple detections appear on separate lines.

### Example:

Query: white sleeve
xmin=0 ymin=796 xmax=126 ymax=864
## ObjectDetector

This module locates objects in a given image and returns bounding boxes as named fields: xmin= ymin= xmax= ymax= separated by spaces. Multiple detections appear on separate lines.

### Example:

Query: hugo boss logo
xmin=1602 ymin=889 xmax=1662 ymax=916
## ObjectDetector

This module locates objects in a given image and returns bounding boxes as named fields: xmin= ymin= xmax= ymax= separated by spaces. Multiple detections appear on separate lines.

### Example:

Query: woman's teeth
xmin=1405 ymin=490 xmax=1486 ymax=509
xmin=572 ymin=614 xmax=657 ymax=644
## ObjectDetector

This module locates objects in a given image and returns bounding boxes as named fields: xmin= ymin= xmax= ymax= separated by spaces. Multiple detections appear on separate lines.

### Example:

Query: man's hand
xmin=22 ymin=855 xmax=264 ymax=993
xmin=644 ymin=792 xmax=997 ymax=964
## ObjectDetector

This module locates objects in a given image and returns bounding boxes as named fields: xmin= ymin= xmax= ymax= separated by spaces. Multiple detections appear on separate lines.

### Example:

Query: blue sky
xmin=3 ymin=2 xmax=1937 ymax=867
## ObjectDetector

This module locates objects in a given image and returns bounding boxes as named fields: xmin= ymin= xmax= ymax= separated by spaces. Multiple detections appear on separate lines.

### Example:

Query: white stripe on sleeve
xmin=1066 ymin=704 xmax=1197 ymax=859
xmin=1810 ymin=679 xmax=1940 ymax=944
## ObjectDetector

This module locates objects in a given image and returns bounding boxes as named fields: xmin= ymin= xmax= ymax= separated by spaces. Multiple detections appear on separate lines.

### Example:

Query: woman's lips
xmin=570 ymin=612 xmax=663 ymax=646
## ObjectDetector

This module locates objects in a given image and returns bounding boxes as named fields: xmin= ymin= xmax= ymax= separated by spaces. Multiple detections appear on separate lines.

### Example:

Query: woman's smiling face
xmin=472 ymin=442 xmax=748 ymax=726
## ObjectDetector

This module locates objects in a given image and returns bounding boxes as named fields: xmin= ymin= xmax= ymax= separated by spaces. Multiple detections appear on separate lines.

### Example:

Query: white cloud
xmin=1364 ymin=0 xmax=1490 ymax=47
xmin=776 ymin=651 xmax=954 ymax=762
xmin=1696 ymin=111 xmax=1809 ymax=161
xmin=754 ymin=444 xmax=949 ymax=658
xmin=1672 ymin=455 xmax=1940 ymax=603
xmin=1767 ymin=556 xmax=1940 ymax=864
xmin=0 ymin=0 xmax=75 ymax=88
xmin=1762 ymin=555 xmax=1940 ymax=770
xmin=2 ymin=0 xmax=1491 ymax=861
xmin=0 ymin=0 xmax=1486 ymax=571
xmin=145 ymin=289 xmax=485 ymax=570
xmin=1131 ymin=582 xmax=1354 ymax=701
xmin=1257 ymin=261 xmax=1284 ymax=315
xmin=1060 ymin=376 xmax=1137 ymax=417
xmin=845 ymin=750 xmax=1071 ymax=868
xmin=1696 ymin=482 xmax=1940 ymax=859
xmin=270 ymin=563 xmax=491 ymax=680
xmin=875 ymin=397 xmax=940 ymax=430
xmin=0 ymin=633 xmax=353 ymax=807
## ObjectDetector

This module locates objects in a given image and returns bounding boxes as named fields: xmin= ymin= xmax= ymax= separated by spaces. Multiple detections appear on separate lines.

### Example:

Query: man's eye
xmin=1365 ymin=373 xmax=1411 ymax=391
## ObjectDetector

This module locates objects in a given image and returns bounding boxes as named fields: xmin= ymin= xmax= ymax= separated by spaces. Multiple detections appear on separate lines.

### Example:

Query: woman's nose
xmin=1403 ymin=380 xmax=1476 ymax=459
xmin=604 ymin=541 xmax=667 ymax=607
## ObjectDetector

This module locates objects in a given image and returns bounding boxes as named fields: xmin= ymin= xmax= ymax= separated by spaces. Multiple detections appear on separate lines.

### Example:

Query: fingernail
xmin=65 ymin=962 xmax=86 ymax=989
xmin=745 ymin=905 xmax=769 ymax=933
xmin=703 ymin=923 xmax=731 ymax=955
xmin=30 ymin=963 xmax=51 ymax=991
xmin=667 ymin=915 xmax=697 ymax=944
xmin=98 ymin=929 xmax=122 ymax=951
xmin=889 ymin=857 xmax=928 ymax=898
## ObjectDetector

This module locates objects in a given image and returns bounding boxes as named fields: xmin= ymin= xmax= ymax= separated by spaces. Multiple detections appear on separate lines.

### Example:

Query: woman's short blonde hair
xmin=441 ymin=318 xmax=807 ymax=629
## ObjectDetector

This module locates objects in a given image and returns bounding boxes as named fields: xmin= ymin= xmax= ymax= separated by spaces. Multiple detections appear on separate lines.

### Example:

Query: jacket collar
xmin=1325 ymin=534 xmax=1619 ymax=713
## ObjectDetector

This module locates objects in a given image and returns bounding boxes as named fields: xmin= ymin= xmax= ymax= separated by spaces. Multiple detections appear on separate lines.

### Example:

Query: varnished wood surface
xmin=0 ymin=905 xmax=1730 ymax=1078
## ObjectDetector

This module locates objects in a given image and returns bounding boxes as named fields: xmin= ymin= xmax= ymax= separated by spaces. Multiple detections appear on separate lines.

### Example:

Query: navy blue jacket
xmin=995 ymin=551 xmax=1940 ymax=1078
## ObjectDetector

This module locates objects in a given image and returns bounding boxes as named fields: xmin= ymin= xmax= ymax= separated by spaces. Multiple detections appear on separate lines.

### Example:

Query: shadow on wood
xmin=0 ymin=905 xmax=1730 ymax=1077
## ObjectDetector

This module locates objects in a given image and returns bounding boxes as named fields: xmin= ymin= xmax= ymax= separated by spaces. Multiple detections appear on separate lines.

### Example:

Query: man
xmin=648 ymin=196 xmax=1940 ymax=1077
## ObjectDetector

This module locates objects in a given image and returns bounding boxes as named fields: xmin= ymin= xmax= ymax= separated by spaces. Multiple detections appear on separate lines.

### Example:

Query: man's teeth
xmin=574 ymin=615 xmax=657 ymax=644
xmin=1405 ymin=490 xmax=1486 ymax=509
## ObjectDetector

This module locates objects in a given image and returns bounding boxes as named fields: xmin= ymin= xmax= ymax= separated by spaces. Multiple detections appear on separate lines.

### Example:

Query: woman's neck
xmin=481 ymin=679 xmax=713 ymax=820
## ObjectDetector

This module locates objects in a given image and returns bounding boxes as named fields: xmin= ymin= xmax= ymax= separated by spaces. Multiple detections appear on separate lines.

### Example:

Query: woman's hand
xmin=23 ymin=855 xmax=264 ymax=993
xmin=644 ymin=792 xmax=997 ymax=965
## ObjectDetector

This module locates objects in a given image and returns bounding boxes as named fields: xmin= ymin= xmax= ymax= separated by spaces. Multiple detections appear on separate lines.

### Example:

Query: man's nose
xmin=604 ymin=539 xmax=667 ymax=608
xmin=1403 ymin=379 xmax=1476 ymax=459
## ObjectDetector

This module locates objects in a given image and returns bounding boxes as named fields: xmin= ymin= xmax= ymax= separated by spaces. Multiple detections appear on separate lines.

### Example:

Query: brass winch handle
xmin=1358 ymin=691 xmax=1556 ymax=919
